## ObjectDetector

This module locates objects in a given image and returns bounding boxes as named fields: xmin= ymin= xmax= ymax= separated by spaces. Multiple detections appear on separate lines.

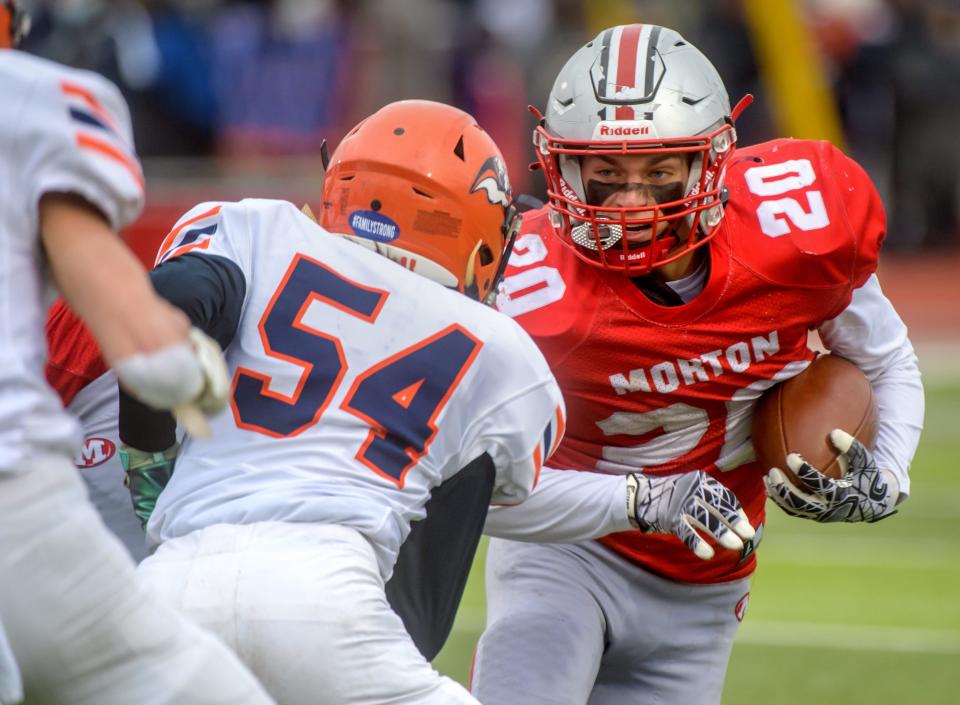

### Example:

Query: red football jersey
xmin=45 ymin=299 xmax=106 ymax=406
xmin=496 ymin=139 xmax=884 ymax=583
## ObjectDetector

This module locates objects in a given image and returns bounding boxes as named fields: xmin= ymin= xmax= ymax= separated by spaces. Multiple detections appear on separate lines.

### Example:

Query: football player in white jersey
xmin=132 ymin=100 xmax=565 ymax=705
xmin=0 ymin=5 xmax=276 ymax=703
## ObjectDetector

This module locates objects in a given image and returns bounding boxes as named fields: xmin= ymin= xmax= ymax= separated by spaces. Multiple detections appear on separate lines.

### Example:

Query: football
xmin=752 ymin=354 xmax=878 ymax=484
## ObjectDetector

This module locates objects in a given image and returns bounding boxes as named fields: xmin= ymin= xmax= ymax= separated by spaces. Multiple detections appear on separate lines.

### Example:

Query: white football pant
xmin=0 ymin=454 xmax=275 ymax=705
xmin=138 ymin=521 xmax=479 ymax=705
xmin=0 ymin=619 xmax=22 ymax=705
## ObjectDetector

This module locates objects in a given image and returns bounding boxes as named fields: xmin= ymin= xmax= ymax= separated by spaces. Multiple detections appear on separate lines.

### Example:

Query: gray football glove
xmin=114 ymin=327 xmax=229 ymax=438
xmin=627 ymin=471 xmax=755 ymax=560
xmin=764 ymin=429 xmax=899 ymax=523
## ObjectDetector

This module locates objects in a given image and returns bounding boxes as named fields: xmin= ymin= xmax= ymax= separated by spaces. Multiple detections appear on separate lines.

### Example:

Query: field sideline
xmin=432 ymin=372 xmax=960 ymax=704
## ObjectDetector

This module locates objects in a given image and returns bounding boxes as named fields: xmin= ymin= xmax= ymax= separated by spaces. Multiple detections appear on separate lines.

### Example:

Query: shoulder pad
xmin=721 ymin=139 xmax=882 ymax=289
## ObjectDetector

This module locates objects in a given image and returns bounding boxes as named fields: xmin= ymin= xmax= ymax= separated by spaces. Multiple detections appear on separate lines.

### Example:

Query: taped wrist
xmin=121 ymin=443 xmax=178 ymax=528
xmin=114 ymin=340 xmax=203 ymax=411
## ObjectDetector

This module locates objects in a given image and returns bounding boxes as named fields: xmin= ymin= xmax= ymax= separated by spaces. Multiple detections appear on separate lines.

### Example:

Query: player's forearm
xmin=484 ymin=467 xmax=633 ymax=542
xmin=868 ymin=361 xmax=923 ymax=501
xmin=818 ymin=274 xmax=924 ymax=498
xmin=39 ymin=193 xmax=191 ymax=366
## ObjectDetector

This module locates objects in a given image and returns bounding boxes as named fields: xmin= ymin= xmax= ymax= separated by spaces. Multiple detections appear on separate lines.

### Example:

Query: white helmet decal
xmin=470 ymin=156 xmax=512 ymax=208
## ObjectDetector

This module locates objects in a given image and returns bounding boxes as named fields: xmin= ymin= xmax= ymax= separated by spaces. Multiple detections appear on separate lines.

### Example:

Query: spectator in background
xmin=450 ymin=0 xmax=545 ymax=197
xmin=208 ymin=0 xmax=358 ymax=156
xmin=22 ymin=0 xmax=217 ymax=156
xmin=885 ymin=0 xmax=960 ymax=250
xmin=21 ymin=0 xmax=958 ymax=250
xmin=816 ymin=0 xmax=960 ymax=251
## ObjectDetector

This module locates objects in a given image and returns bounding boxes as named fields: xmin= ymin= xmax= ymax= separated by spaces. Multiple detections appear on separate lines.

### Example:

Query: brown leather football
xmin=752 ymin=354 xmax=878 ymax=484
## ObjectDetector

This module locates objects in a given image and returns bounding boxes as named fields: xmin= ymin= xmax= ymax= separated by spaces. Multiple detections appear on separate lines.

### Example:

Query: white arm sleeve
xmin=458 ymin=320 xmax=565 ymax=506
xmin=484 ymin=467 xmax=634 ymax=542
xmin=818 ymin=274 xmax=924 ymax=499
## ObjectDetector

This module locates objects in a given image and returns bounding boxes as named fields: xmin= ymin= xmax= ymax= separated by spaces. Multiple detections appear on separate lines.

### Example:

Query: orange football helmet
xmin=320 ymin=100 xmax=519 ymax=302
xmin=1 ymin=0 xmax=29 ymax=49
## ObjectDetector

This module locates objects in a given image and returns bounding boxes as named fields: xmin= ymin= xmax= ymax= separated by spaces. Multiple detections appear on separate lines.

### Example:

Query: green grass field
xmin=432 ymin=378 xmax=960 ymax=703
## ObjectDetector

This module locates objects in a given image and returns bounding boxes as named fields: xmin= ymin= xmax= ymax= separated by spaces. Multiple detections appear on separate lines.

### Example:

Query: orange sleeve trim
xmin=161 ymin=238 xmax=212 ymax=264
xmin=75 ymin=133 xmax=144 ymax=189
xmin=548 ymin=404 xmax=566 ymax=458
xmin=532 ymin=444 xmax=543 ymax=489
xmin=155 ymin=204 xmax=223 ymax=265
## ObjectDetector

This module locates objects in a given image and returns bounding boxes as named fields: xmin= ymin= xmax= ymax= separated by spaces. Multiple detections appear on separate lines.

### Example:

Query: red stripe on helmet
xmin=615 ymin=24 xmax=643 ymax=120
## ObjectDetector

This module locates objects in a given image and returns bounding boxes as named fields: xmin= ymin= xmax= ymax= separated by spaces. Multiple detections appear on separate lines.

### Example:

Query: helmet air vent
xmin=478 ymin=244 xmax=494 ymax=266
xmin=453 ymin=135 xmax=465 ymax=161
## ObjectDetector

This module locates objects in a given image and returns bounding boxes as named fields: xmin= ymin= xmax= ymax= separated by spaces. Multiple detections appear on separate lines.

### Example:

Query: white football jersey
xmin=147 ymin=199 xmax=565 ymax=578
xmin=0 ymin=50 xmax=143 ymax=474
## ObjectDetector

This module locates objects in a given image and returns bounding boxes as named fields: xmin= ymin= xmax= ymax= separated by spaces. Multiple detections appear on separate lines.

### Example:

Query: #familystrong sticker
xmin=349 ymin=210 xmax=400 ymax=243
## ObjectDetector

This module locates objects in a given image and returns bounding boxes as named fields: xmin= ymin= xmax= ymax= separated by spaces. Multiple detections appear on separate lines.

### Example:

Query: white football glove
xmin=114 ymin=327 xmax=229 ymax=437
xmin=764 ymin=429 xmax=900 ymax=523
xmin=627 ymin=471 xmax=756 ymax=560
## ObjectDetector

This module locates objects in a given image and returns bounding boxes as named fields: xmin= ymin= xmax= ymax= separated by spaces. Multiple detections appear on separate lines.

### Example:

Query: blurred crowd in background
xmin=18 ymin=0 xmax=960 ymax=251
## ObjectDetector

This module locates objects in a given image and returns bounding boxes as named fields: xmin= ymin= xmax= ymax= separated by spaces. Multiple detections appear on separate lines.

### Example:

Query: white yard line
xmin=756 ymin=537 xmax=958 ymax=569
xmin=735 ymin=620 xmax=960 ymax=655
xmin=449 ymin=611 xmax=960 ymax=655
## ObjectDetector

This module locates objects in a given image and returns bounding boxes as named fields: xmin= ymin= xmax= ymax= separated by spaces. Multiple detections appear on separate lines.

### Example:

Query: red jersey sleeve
xmin=724 ymin=139 xmax=886 ymax=320
xmin=822 ymin=140 xmax=885 ymax=290
xmin=493 ymin=208 xmax=599 ymax=362
xmin=45 ymin=299 xmax=107 ymax=406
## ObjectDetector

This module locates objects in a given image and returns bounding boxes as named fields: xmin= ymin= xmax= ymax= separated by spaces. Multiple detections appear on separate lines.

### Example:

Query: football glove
xmin=120 ymin=442 xmax=179 ymax=529
xmin=115 ymin=327 xmax=229 ymax=438
xmin=764 ymin=429 xmax=899 ymax=523
xmin=627 ymin=471 xmax=755 ymax=560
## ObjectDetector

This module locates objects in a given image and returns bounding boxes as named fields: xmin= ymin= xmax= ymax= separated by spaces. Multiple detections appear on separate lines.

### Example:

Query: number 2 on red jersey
xmin=231 ymin=254 xmax=482 ymax=487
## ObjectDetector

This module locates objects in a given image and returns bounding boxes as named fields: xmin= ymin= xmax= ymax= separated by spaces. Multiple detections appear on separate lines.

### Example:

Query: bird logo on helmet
xmin=532 ymin=23 xmax=752 ymax=275
xmin=320 ymin=100 xmax=520 ymax=303
xmin=470 ymin=155 xmax=512 ymax=209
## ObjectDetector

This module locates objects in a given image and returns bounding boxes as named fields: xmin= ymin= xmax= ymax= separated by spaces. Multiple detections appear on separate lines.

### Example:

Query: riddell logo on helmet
xmin=594 ymin=122 xmax=653 ymax=139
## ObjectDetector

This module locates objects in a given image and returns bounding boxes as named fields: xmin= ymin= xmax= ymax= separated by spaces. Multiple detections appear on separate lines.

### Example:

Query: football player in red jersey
xmin=472 ymin=24 xmax=924 ymax=705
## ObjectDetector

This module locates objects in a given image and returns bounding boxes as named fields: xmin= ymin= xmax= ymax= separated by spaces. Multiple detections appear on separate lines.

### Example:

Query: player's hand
xmin=627 ymin=471 xmax=755 ymax=560
xmin=764 ymin=429 xmax=899 ymax=523
xmin=115 ymin=327 xmax=229 ymax=437
xmin=177 ymin=326 xmax=230 ymax=415
xmin=120 ymin=442 xmax=179 ymax=529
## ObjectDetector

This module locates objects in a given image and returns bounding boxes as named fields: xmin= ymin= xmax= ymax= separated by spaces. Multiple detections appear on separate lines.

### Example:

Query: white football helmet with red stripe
xmin=534 ymin=24 xmax=750 ymax=274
